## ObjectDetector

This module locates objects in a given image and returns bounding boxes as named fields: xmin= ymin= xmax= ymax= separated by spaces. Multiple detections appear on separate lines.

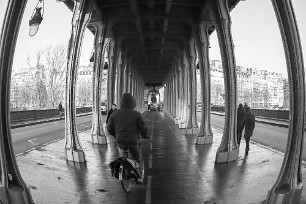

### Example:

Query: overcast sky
xmin=0 ymin=0 xmax=305 ymax=78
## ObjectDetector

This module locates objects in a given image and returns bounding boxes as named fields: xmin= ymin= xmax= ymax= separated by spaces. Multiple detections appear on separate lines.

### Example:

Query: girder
xmin=92 ymin=0 xmax=239 ymax=84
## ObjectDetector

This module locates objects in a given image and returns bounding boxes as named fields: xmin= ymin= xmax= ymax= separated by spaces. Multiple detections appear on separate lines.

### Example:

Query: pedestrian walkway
xmin=16 ymin=111 xmax=306 ymax=204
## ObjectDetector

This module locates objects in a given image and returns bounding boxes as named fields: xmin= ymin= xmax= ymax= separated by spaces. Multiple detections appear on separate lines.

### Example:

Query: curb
xmin=11 ymin=112 xmax=92 ymax=129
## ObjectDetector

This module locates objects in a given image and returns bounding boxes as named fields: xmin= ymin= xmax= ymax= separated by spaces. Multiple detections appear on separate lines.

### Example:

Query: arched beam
xmin=266 ymin=0 xmax=305 ymax=203
xmin=209 ymin=0 xmax=238 ymax=163
xmin=0 ymin=0 xmax=34 ymax=202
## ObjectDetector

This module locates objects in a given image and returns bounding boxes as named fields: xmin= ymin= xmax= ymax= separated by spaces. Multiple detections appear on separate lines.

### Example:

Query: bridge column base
xmin=186 ymin=128 xmax=199 ymax=135
xmin=215 ymin=148 xmax=238 ymax=163
xmin=266 ymin=183 xmax=303 ymax=204
xmin=91 ymin=134 xmax=107 ymax=145
xmin=179 ymin=123 xmax=187 ymax=129
xmin=0 ymin=186 xmax=33 ymax=204
xmin=196 ymin=135 xmax=213 ymax=144
xmin=65 ymin=148 xmax=86 ymax=163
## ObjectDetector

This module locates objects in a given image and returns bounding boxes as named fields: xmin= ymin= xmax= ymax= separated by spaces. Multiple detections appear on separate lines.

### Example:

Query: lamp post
xmin=29 ymin=0 xmax=44 ymax=37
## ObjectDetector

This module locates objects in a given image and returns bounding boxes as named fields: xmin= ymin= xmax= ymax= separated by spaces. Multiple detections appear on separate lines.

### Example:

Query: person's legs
xmin=245 ymin=137 xmax=250 ymax=151
xmin=129 ymin=146 xmax=141 ymax=165
xmin=237 ymin=130 xmax=242 ymax=146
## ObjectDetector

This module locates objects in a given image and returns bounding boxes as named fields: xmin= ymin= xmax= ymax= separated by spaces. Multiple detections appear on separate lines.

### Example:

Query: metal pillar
xmin=186 ymin=44 xmax=198 ymax=133
xmin=89 ymin=21 xmax=107 ymax=145
xmin=174 ymin=65 xmax=181 ymax=125
xmin=209 ymin=0 xmax=238 ymax=163
xmin=116 ymin=63 xmax=124 ymax=104
xmin=0 ymin=0 xmax=34 ymax=203
xmin=126 ymin=63 xmax=131 ymax=93
xmin=64 ymin=0 xmax=94 ymax=162
xmin=179 ymin=60 xmax=188 ymax=129
xmin=266 ymin=0 xmax=305 ymax=203
xmin=177 ymin=61 xmax=184 ymax=127
xmin=195 ymin=22 xmax=213 ymax=144
xmin=107 ymin=40 xmax=118 ymax=110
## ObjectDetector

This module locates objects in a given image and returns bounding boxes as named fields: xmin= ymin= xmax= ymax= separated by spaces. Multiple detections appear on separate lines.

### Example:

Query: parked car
xmin=101 ymin=102 xmax=107 ymax=115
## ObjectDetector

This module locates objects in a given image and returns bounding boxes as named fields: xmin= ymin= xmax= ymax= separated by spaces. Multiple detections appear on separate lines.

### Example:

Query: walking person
xmin=107 ymin=93 xmax=148 ymax=183
xmin=58 ymin=102 xmax=64 ymax=119
xmin=241 ymin=106 xmax=255 ymax=153
xmin=106 ymin=103 xmax=117 ymax=124
xmin=237 ymin=103 xmax=245 ymax=146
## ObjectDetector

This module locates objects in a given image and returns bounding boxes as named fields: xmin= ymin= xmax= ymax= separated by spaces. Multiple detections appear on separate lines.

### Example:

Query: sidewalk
xmin=211 ymin=111 xmax=289 ymax=128
xmin=16 ymin=111 xmax=306 ymax=204
xmin=10 ymin=112 xmax=93 ymax=129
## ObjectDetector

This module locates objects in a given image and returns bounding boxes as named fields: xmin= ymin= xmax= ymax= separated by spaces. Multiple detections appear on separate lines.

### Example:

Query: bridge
xmin=0 ymin=0 xmax=305 ymax=203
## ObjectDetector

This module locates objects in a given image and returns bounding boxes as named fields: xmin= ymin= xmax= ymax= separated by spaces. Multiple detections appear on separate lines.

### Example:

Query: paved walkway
xmin=16 ymin=111 xmax=306 ymax=204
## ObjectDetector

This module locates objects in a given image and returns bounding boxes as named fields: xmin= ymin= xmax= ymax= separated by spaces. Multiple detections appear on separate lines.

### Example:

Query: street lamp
xmin=89 ymin=52 xmax=94 ymax=67
xmin=29 ymin=0 xmax=44 ymax=37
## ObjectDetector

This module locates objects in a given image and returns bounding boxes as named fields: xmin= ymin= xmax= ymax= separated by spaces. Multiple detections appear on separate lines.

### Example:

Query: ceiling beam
xmin=129 ymin=0 xmax=148 ymax=67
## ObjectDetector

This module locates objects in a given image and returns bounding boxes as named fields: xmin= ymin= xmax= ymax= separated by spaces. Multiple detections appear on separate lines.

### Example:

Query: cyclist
xmin=107 ymin=93 xmax=148 ymax=183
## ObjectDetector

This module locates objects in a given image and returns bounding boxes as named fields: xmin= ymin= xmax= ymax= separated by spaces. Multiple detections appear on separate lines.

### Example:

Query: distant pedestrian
xmin=237 ymin=103 xmax=245 ymax=146
xmin=106 ymin=103 xmax=117 ymax=123
xmin=241 ymin=106 xmax=255 ymax=152
xmin=58 ymin=102 xmax=64 ymax=119
xmin=243 ymin=102 xmax=248 ymax=111
xmin=148 ymin=103 xmax=151 ymax=111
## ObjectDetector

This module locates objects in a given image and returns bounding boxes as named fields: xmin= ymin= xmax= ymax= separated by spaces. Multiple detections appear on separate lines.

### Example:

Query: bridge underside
xmin=0 ymin=0 xmax=305 ymax=203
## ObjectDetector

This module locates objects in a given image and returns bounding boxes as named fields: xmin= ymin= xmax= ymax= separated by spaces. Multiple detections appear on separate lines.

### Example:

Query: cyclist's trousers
xmin=117 ymin=145 xmax=140 ymax=165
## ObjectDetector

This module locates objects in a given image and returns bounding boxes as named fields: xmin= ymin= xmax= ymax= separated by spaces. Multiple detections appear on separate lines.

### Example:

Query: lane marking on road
xmin=146 ymin=175 xmax=152 ymax=204
xmin=149 ymin=154 xmax=152 ymax=169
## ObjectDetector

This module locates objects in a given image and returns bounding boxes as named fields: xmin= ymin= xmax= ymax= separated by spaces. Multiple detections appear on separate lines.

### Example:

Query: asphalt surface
xmin=19 ymin=111 xmax=306 ymax=204
xmin=12 ymin=115 xmax=95 ymax=154
xmin=210 ymin=114 xmax=306 ymax=160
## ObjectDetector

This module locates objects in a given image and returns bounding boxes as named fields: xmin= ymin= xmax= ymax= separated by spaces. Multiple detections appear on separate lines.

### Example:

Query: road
xmin=12 ymin=115 xmax=95 ymax=154
xmin=210 ymin=114 xmax=306 ymax=160
xmin=12 ymin=113 xmax=306 ymax=160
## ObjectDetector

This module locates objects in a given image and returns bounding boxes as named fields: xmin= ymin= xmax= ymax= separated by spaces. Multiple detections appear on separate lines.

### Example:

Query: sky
xmin=0 ymin=0 xmax=305 ymax=78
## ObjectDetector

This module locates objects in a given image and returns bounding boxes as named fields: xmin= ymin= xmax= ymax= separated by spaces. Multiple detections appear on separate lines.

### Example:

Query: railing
xmin=10 ymin=107 xmax=92 ymax=123
xmin=211 ymin=106 xmax=289 ymax=121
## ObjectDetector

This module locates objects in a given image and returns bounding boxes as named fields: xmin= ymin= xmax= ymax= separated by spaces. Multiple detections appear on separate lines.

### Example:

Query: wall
xmin=10 ymin=107 xmax=92 ymax=123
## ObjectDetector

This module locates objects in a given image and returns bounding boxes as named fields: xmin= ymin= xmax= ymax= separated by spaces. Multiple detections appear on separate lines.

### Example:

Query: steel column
xmin=0 ymin=0 xmax=33 ymax=203
xmin=209 ymin=0 xmax=238 ymax=163
xmin=64 ymin=0 xmax=94 ymax=162
xmin=89 ymin=21 xmax=107 ymax=145
xmin=195 ymin=22 xmax=213 ymax=144
xmin=107 ymin=40 xmax=118 ymax=110
xmin=266 ymin=0 xmax=305 ymax=203
xmin=186 ymin=44 xmax=198 ymax=132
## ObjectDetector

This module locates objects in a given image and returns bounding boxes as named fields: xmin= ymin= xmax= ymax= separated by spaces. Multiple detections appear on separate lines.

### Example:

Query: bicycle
xmin=117 ymin=142 xmax=145 ymax=192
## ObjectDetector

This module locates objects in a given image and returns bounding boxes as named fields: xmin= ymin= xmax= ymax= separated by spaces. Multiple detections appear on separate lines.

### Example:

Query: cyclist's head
xmin=120 ymin=93 xmax=136 ymax=109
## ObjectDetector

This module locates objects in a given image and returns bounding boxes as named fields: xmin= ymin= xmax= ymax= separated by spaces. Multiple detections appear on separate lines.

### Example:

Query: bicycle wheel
xmin=139 ymin=156 xmax=145 ymax=182
xmin=121 ymin=179 xmax=132 ymax=192
xmin=120 ymin=165 xmax=132 ymax=192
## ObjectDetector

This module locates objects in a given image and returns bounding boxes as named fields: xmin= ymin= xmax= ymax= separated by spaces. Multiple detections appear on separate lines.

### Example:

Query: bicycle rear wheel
xmin=120 ymin=164 xmax=132 ymax=192
xmin=121 ymin=179 xmax=132 ymax=192
xmin=138 ymin=156 xmax=145 ymax=182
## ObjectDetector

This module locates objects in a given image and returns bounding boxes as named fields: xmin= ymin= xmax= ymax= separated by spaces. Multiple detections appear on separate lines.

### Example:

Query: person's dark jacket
xmin=58 ymin=103 xmax=63 ymax=111
xmin=237 ymin=106 xmax=245 ymax=132
xmin=106 ymin=108 xmax=117 ymax=123
xmin=107 ymin=93 xmax=148 ymax=146
xmin=241 ymin=108 xmax=255 ymax=138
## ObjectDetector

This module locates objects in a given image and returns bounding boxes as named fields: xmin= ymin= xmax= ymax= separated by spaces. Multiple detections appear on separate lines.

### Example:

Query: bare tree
xmin=43 ymin=44 xmax=66 ymax=108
